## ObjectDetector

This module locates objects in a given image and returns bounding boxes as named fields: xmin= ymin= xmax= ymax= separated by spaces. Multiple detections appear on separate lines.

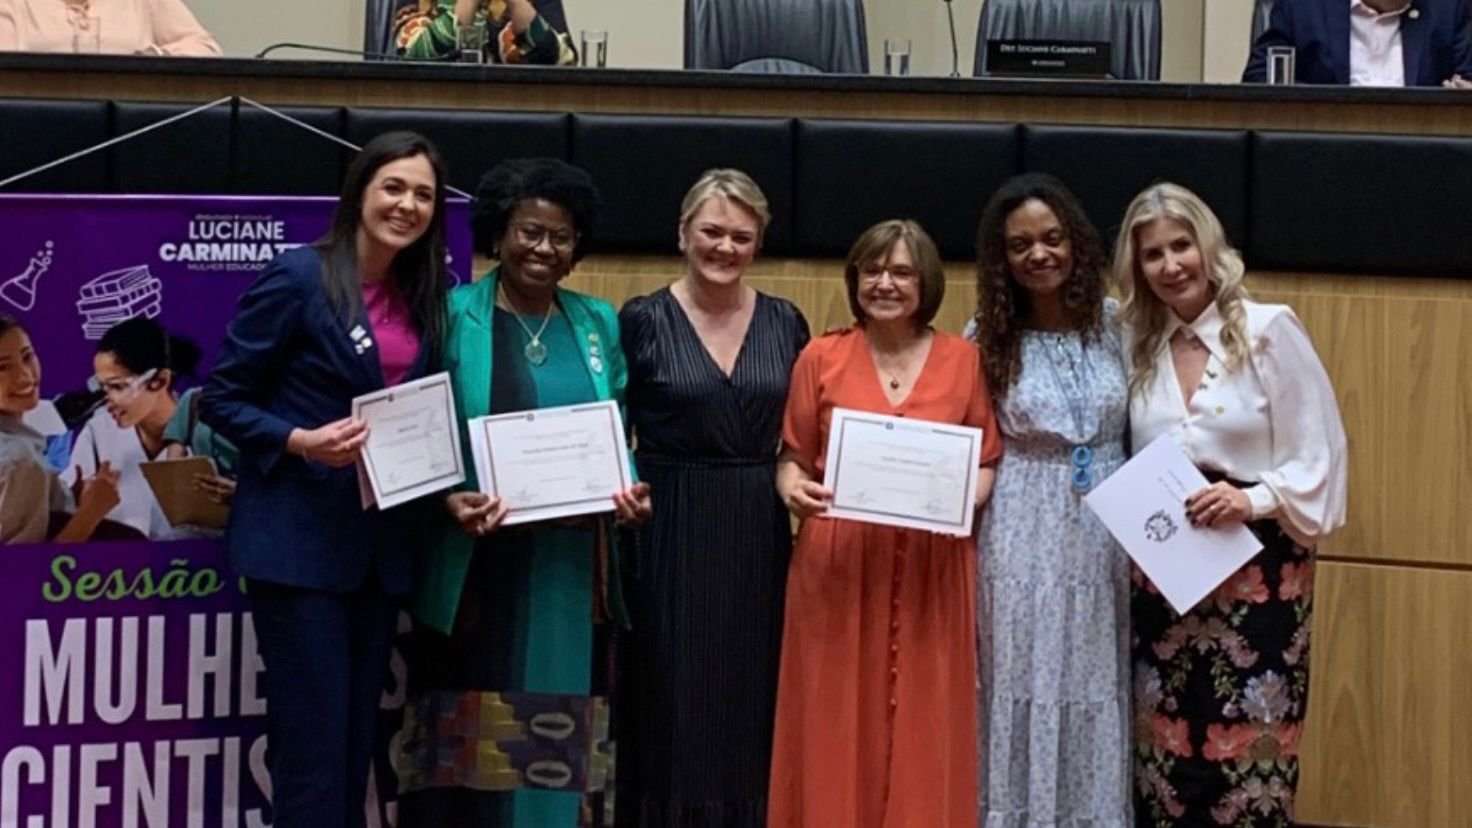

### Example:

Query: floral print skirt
xmin=1131 ymin=517 xmax=1313 ymax=827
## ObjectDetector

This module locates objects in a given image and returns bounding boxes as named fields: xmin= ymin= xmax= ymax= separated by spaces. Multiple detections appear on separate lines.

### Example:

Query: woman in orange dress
xmin=769 ymin=219 xmax=1002 ymax=828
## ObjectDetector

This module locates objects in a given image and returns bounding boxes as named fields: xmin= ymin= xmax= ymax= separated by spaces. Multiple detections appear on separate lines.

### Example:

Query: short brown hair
xmin=843 ymin=219 xmax=946 ymax=328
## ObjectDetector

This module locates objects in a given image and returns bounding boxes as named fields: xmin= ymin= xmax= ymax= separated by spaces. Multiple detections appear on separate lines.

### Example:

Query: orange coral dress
xmin=767 ymin=328 xmax=1003 ymax=828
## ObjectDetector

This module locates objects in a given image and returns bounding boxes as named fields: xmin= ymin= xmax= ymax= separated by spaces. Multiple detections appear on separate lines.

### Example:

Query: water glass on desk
xmin=580 ymin=30 xmax=608 ymax=68
xmin=885 ymin=38 xmax=911 ymax=77
xmin=72 ymin=17 xmax=101 ymax=54
xmin=1266 ymin=46 xmax=1296 ymax=85
xmin=455 ymin=21 xmax=488 ymax=63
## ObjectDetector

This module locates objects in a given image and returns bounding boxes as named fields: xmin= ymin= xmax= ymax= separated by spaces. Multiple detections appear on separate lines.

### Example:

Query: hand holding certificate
xmin=352 ymin=372 xmax=466 ymax=510
xmin=467 ymin=399 xmax=634 ymax=527
xmin=820 ymin=407 xmax=985 ymax=537
xmin=1084 ymin=435 xmax=1263 ymax=614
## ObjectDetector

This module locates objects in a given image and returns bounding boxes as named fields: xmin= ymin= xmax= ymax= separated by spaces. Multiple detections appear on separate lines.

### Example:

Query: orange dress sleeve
xmin=963 ymin=339 xmax=1004 ymax=465
xmin=781 ymin=337 xmax=826 ymax=468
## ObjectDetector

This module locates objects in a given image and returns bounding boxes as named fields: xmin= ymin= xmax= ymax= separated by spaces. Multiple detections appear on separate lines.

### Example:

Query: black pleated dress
xmin=615 ymin=287 xmax=809 ymax=828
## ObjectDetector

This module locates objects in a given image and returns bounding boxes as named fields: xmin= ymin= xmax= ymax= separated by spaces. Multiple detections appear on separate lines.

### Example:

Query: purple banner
xmin=0 ymin=194 xmax=472 ymax=827
xmin=1 ymin=194 xmax=471 ymax=398
xmin=0 ymin=540 xmax=272 ymax=827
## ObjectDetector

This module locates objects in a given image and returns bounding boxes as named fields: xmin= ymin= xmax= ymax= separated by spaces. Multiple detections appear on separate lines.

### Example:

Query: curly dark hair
xmin=470 ymin=158 xmax=601 ymax=263
xmin=973 ymin=173 xmax=1108 ymax=394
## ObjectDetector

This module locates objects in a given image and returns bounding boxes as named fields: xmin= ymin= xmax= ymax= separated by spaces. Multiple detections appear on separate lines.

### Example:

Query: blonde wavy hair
xmin=1113 ymin=182 xmax=1252 ymax=398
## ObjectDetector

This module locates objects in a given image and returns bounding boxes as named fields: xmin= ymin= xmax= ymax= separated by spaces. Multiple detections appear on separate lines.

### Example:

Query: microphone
xmin=942 ymin=0 xmax=961 ymax=78
xmin=254 ymin=42 xmax=400 ymax=61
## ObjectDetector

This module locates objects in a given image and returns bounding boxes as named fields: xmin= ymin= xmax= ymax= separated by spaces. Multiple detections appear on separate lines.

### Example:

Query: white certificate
xmin=468 ymin=399 xmax=632 ymax=527
xmin=351 ymin=372 xmax=466 ymax=510
xmin=821 ymin=407 xmax=984 ymax=537
xmin=1084 ymin=435 xmax=1263 ymax=615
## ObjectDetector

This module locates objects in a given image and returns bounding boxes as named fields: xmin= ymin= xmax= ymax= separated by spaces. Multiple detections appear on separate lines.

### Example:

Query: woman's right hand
xmin=447 ymin=491 xmax=508 ymax=537
xmin=782 ymin=479 xmax=833 ymax=519
xmin=288 ymin=418 xmax=368 ymax=468
xmin=76 ymin=461 xmax=122 ymax=517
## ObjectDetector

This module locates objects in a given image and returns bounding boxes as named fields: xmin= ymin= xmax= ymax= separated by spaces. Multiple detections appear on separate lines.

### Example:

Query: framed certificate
xmin=1084 ymin=435 xmax=1263 ymax=614
xmin=352 ymin=372 xmax=466 ymax=510
xmin=821 ymin=407 xmax=985 ymax=537
xmin=468 ymin=399 xmax=633 ymax=527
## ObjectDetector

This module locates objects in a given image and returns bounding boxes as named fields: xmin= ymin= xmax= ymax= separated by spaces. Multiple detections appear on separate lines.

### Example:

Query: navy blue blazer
xmin=1243 ymin=0 xmax=1472 ymax=86
xmin=201 ymin=246 xmax=433 ymax=596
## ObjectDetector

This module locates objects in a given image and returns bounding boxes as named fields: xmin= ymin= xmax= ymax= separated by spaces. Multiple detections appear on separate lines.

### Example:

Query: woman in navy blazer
xmin=201 ymin=131 xmax=450 ymax=828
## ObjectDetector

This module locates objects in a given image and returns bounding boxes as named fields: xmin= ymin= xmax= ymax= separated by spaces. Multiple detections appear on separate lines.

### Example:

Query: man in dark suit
xmin=1243 ymin=0 xmax=1472 ymax=87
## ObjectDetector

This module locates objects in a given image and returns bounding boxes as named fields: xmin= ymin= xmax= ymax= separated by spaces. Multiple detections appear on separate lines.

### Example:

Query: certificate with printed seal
xmin=352 ymin=372 xmax=466 ymax=510
xmin=820 ymin=407 xmax=985 ymax=537
xmin=1084 ymin=434 xmax=1263 ymax=614
xmin=468 ymin=400 xmax=633 ymax=527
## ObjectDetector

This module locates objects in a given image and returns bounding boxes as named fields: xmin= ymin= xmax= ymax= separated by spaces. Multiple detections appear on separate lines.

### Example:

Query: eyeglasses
xmin=88 ymin=368 xmax=157 ymax=398
xmin=858 ymin=264 xmax=919 ymax=285
xmin=513 ymin=223 xmax=577 ymax=252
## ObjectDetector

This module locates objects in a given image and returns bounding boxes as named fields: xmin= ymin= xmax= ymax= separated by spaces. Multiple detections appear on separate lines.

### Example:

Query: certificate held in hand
xmin=468 ymin=399 xmax=633 ymax=527
xmin=1084 ymin=435 xmax=1263 ymax=615
xmin=821 ymin=407 xmax=985 ymax=537
xmin=352 ymin=373 xmax=467 ymax=510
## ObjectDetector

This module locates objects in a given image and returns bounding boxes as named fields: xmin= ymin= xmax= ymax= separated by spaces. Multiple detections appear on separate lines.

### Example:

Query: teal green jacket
xmin=411 ymin=269 xmax=630 ymax=634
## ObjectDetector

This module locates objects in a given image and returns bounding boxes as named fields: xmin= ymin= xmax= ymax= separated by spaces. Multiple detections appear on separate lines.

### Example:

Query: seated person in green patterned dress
xmin=393 ymin=0 xmax=575 ymax=64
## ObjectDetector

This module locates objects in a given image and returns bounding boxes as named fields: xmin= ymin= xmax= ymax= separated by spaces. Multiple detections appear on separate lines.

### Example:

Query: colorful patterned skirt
xmin=1131 ymin=515 xmax=1314 ymax=827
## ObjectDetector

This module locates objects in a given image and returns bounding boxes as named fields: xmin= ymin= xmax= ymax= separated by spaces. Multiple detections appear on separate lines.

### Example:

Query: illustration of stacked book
xmin=75 ymin=265 xmax=162 ymax=340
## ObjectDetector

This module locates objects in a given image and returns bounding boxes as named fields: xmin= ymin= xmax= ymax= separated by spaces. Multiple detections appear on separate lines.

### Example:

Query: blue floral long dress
xmin=974 ymin=304 xmax=1133 ymax=827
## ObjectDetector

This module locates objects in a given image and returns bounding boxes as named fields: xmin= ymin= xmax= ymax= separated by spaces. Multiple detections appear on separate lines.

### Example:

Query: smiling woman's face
xmin=0 ymin=326 xmax=41 ymax=417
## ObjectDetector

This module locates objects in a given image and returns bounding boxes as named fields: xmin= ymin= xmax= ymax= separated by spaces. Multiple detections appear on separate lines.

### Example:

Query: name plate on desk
xmin=985 ymin=40 xmax=1112 ymax=78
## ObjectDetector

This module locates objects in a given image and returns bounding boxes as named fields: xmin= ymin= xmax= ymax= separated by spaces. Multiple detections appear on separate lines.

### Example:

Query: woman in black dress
xmin=616 ymin=168 xmax=809 ymax=827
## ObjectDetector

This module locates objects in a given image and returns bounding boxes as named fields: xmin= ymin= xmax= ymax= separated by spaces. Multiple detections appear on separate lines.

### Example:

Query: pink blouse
xmin=361 ymin=278 xmax=420 ymax=388
xmin=0 ymin=0 xmax=221 ymax=56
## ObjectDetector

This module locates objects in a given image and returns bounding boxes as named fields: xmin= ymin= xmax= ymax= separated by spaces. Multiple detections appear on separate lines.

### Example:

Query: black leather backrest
xmin=794 ymin=119 xmax=1021 ymax=259
xmin=345 ymin=108 xmax=571 ymax=195
xmin=0 ymin=99 xmax=110 ymax=193
xmin=1250 ymin=131 xmax=1472 ymax=276
xmin=1024 ymin=124 xmax=1250 ymax=253
xmin=110 ymin=101 xmax=233 ymax=194
xmin=571 ymin=114 xmax=795 ymax=254
xmin=234 ymin=105 xmax=346 ymax=195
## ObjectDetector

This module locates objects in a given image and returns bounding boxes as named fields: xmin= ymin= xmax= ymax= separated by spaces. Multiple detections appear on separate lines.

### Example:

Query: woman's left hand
xmin=1185 ymin=481 xmax=1252 ymax=529
xmin=612 ymin=482 xmax=652 ymax=526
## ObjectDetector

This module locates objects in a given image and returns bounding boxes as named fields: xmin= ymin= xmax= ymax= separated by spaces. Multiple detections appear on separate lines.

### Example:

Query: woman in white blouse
xmin=1113 ymin=183 xmax=1346 ymax=827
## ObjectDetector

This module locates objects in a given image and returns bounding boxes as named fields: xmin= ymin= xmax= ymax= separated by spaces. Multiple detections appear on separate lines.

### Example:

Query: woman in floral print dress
xmin=1112 ymin=183 xmax=1348 ymax=827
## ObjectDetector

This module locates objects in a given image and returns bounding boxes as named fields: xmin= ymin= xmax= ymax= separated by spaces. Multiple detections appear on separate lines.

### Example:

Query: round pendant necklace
xmin=500 ymin=283 xmax=554 ymax=366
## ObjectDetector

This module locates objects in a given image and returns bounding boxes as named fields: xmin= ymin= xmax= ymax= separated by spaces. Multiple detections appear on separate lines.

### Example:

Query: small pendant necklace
xmin=1042 ymin=332 xmax=1097 ymax=493
xmin=500 ymin=283 xmax=554 ymax=366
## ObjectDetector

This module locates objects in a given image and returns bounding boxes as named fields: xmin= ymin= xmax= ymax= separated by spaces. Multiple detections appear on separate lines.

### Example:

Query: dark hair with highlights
xmin=314 ymin=130 xmax=450 ymax=370
xmin=973 ymin=173 xmax=1107 ymax=394
xmin=470 ymin=158 xmax=601 ymax=263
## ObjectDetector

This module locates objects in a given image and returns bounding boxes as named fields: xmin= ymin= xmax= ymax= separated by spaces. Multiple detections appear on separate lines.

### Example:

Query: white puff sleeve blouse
xmin=1128 ymin=300 xmax=1348 ymax=547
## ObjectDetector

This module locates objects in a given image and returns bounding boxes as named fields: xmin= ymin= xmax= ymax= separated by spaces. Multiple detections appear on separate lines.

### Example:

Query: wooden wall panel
xmin=513 ymin=256 xmax=1472 ymax=826
xmin=1295 ymin=562 xmax=1472 ymax=827
xmin=6 ymin=68 xmax=1472 ymax=136
xmin=561 ymin=257 xmax=1472 ymax=568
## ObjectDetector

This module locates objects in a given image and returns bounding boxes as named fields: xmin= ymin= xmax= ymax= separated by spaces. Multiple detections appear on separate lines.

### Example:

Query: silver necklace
xmin=500 ymin=283 xmax=553 ymax=366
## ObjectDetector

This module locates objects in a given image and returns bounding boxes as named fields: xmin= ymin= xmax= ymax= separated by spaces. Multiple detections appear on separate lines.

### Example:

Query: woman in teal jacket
xmin=399 ymin=158 xmax=650 ymax=828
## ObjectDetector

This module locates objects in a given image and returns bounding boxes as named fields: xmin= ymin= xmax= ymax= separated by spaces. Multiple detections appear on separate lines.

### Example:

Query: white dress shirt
xmin=64 ymin=408 xmax=174 ymax=539
xmin=1349 ymin=0 xmax=1409 ymax=87
xmin=1128 ymin=300 xmax=1348 ymax=547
